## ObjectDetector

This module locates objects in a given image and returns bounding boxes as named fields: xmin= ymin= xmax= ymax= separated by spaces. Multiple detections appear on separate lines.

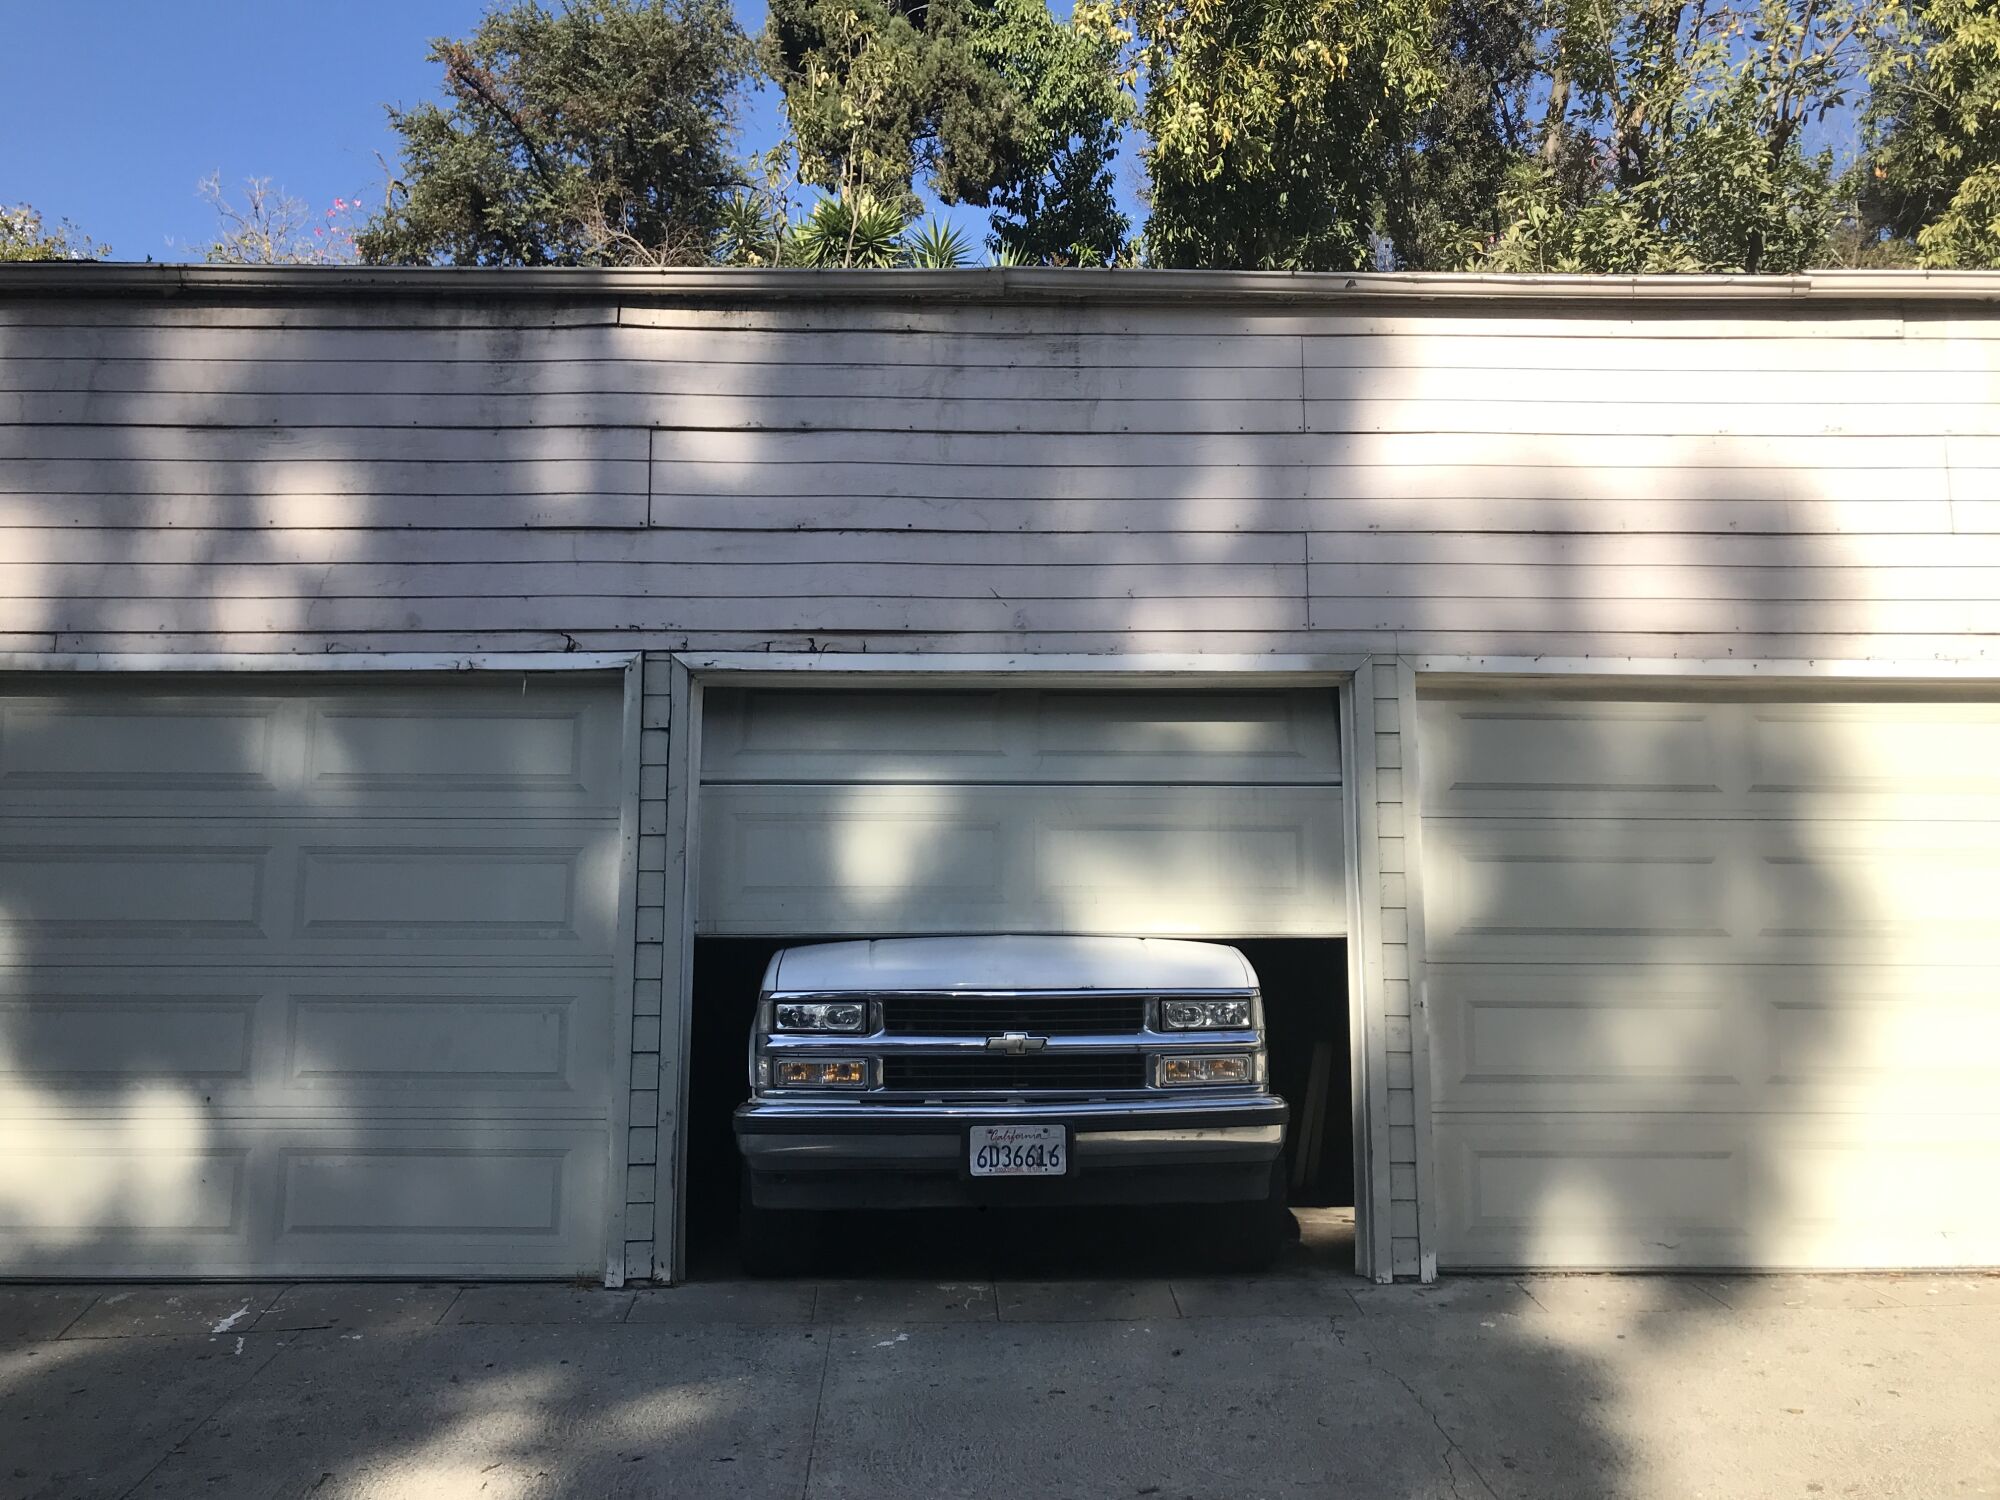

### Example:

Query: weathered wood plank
xmin=0 ymin=494 xmax=649 ymax=529
xmin=0 ymin=392 xmax=1303 ymax=435
xmin=647 ymin=494 xmax=1955 ymax=535
xmin=5 ymin=389 xmax=1993 ymax=437
xmin=651 ymin=427 xmax=1953 ymax=471
xmin=17 ymin=628 xmax=2000 ymax=662
xmin=18 ymin=589 xmax=2000 ymax=637
xmin=5 ymin=345 xmax=1993 ymax=392
xmin=0 ymin=424 xmax=648 ymax=466
xmin=0 ymin=560 xmax=1308 ymax=600
xmin=0 ymin=594 xmax=1314 ymax=635
xmin=1309 ymin=562 xmax=2000 ymax=601
xmin=17 ymin=525 xmax=2000 ymax=570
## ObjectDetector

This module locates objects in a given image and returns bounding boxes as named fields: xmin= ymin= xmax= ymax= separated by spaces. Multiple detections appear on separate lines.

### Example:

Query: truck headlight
xmin=774 ymin=1001 xmax=867 ymax=1033
xmin=1159 ymin=998 xmax=1252 ymax=1030
xmin=1157 ymin=1053 xmax=1254 ymax=1086
xmin=775 ymin=1058 xmax=870 ymax=1088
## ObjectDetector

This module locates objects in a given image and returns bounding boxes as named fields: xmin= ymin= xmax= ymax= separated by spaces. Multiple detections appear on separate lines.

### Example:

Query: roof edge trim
xmin=4 ymin=263 xmax=2000 ymax=306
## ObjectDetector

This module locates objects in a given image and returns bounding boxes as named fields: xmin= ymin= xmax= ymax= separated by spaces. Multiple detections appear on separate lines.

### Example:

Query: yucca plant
xmin=901 ymin=218 xmax=974 ymax=268
xmin=790 ymin=194 xmax=905 ymax=267
xmin=716 ymin=193 xmax=784 ymax=267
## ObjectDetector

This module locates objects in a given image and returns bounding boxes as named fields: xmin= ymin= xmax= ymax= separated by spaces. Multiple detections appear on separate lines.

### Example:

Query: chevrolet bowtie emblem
xmin=984 ymin=1031 xmax=1048 ymax=1054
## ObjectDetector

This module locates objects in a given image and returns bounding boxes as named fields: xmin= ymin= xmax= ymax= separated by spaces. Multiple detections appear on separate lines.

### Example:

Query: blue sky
xmin=0 ymin=0 xmax=1008 ymax=262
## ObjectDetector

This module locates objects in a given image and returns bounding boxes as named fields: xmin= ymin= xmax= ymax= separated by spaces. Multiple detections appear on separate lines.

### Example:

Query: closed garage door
xmin=0 ymin=674 xmax=624 ymax=1278
xmin=698 ymin=688 xmax=1345 ymax=937
xmin=1420 ymin=688 xmax=2000 ymax=1270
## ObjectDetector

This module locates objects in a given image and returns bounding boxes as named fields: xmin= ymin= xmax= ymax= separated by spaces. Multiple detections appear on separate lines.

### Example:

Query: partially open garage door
xmin=697 ymin=688 xmax=1345 ymax=937
xmin=0 ymin=674 xmax=624 ymax=1278
xmin=1420 ymin=688 xmax=2000 ymax=1270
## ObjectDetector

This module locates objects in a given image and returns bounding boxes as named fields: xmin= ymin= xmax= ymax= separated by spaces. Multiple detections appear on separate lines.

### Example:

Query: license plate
xmin=969 ymin=1124 xmax=1067 ymax=1177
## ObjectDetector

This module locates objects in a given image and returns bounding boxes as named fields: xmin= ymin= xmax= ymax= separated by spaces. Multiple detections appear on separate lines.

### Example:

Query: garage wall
xmin=3 ymin=281 xmax=1999 ymax=664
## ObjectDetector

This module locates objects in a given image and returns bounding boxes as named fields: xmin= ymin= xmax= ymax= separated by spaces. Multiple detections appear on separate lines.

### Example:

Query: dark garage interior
xmin=684 ymin=936 xmax=1354 ymax=1279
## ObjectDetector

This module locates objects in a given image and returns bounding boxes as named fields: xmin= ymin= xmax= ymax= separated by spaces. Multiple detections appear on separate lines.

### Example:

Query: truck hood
xmin=763 ymin=935 xmax=1257 ymax=994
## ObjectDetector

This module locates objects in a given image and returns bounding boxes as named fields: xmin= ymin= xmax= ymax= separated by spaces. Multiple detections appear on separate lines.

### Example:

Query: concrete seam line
xmin=111 ymin=1337 xmax=293 ymax=1500
xmin=798 ymin=1326 xmax=834 ymax=1500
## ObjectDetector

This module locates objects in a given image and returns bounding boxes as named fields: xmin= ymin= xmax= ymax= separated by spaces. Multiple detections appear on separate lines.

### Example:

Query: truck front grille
xmin=880 ymin=996 xmax=1147 ymax=1036
xmin=880 ymin=1053 xmax=1147 ymax=1093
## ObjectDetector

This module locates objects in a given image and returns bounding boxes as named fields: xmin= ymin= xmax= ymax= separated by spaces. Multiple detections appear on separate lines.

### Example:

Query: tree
xmin=1126 ymin=0 xmax=1444 ymax=270
xmin=971 ymin=0 xmax=1133 ymax=263
xmin=1861 ymin=0 xmax=2000 ymax=267
xmin=761 ymin=0 xmax=1023 ymax=213
xmin=0 ymin=205 xmax=108 ymax=262
xmin=1383 ymin=0 xmax=1543 ymax=269
xmin=197 ymin=175 xmax=364 ymax=265
xmin=761 ymin=0 xmax=1129 ymax=264
xmin=358 ymin=0 xmax=753 ymax=267
xmin=1483 ymin=0 xmax=1887 ymax=274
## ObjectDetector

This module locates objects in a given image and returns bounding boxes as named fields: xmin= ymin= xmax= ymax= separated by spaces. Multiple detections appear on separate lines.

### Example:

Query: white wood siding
xmin=2 ymin=294 xmax=1997 ymax=660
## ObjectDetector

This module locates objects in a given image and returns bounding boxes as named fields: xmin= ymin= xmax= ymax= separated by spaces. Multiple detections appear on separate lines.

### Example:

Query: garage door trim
xmin=660 ymin=653 xmax=1381 ymax=1284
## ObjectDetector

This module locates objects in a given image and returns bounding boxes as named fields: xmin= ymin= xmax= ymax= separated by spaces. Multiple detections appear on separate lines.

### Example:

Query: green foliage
xmin=0 ymin=205 xmax=108 ymax=262
xmin=1475 ymin=0 xmax=1882 ymax=274
xmin=763 ymin=0 xmax=1129 ymax=264
xmin=1382 ymin=0 xmax=1542 ymax=270
xmin=358 ymin=0 xmax=753 ymax=266
xmin=902 ymin=216 xmax=976 ymax=266
xmin=762 ymin=0 xmax=1025 ymax=211
xmin=971 ymin=0 xmax=1133 ymax=263
xmin=1126 ymin=0 xmax=1444 ymax=270
xmin=787 ymin=191 xmax=909 ymax=264
xmin=1862 ymin=0 xmax=2000 ymax=266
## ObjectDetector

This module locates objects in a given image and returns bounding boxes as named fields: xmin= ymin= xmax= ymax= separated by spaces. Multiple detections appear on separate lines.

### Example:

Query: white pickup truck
xmin=732 ymin=934 xmax=1290 ymax=1274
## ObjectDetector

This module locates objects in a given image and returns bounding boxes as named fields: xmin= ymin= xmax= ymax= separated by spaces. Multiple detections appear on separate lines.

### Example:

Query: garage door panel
xmin=293 ymin=829 xmax=618 ymax=950
xmin=1421 ymin=699 xmax=1727 ymax=816
xmin=0 ymin=838 xmax=273 ymax=943
xmin=0 ymin=984 xmax=260 ymax=1083
xmin=1436 ymin=1116 xmax=1751 ymax=1269
xmin=2 ymin=820 xmax=621 ymax=963
xmin=1423 ymin=695 xmax=2000 ymax=819
xmin=702 ymin=687 xmax=1342 ymax=786
xmin=1430 ymin=963 xmax=2000 ymax=1117
xmin=1427 ymin=815 xmax=2000 ymax=964
xmin=0 ymin=678 xmax=623 ymax=819
xmin=1436 ymin=1113 xmax=2000 ymax=1270
xmin=0 ymin=695 xmax=286 ymax=800
xmin=1427 ymin=964 xmax=1753 ymax=1112
xmin=699 ymin=782 xmax=1343 ymax=937
xmin=1424 ymin=821 xmax=1731 ymax=959
xmin=0 ymin=1124 xmax=609 ymax=1278
xmin=0 ymin=970 xmax=613 ymax=1116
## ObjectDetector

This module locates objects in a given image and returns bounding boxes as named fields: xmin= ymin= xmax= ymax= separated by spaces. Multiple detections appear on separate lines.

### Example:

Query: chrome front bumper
xmin=735 ymin=1094 xmax=1288 ymax=1210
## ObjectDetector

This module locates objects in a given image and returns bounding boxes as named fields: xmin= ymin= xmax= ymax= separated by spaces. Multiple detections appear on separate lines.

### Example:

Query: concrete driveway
xmin=4 ymin=1220 xmax=1995 ymax=1499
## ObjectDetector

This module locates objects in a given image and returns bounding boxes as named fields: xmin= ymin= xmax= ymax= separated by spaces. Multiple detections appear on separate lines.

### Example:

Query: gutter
xmin=3 ymin=263 xmax=2000 ymax=308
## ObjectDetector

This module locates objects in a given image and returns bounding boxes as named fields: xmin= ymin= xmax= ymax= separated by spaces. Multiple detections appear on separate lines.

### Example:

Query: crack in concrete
xmin=1361 ymin=1349 xmax=1501 ymax=1500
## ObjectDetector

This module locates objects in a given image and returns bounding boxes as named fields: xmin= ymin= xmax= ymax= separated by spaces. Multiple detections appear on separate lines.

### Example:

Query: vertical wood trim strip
xmin=1345 ymin=672 xmax=1395 ymax=1281
xmin=601 ymin=654 xmax=645 ymax=1286
xmin=1396 ymin=655 xmax=1442 ymax=1283
xmin=657 ymin=658 xmax=701 ymax=1284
